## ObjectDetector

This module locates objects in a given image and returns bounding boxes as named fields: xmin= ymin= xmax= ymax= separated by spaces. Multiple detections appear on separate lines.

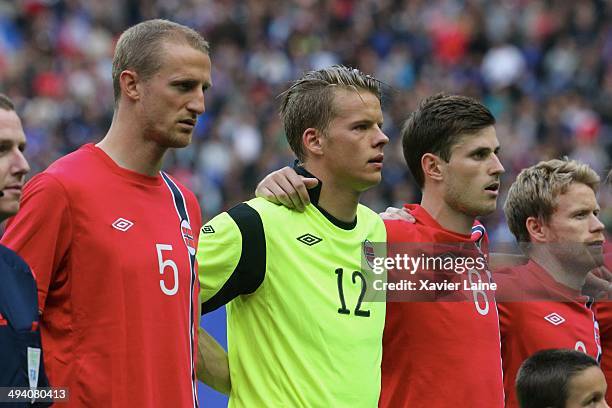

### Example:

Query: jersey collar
xmin=292 ymin=161 xmax=357 ymax=230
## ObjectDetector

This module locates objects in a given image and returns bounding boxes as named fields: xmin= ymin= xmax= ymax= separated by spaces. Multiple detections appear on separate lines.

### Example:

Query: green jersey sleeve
xmin=197 ymin=203 xmax=266 ymax=314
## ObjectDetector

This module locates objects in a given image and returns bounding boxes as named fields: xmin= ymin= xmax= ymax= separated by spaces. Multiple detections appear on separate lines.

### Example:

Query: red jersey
xmin=596 ymin=250 xmax=612 ymax=404
xmin=497 ymin=261 xmax=601 ymax=408
xmin=1 ymin=144 xmax=201 ymax=407
xmin=380 ymin=204 xmax=504 ymax=408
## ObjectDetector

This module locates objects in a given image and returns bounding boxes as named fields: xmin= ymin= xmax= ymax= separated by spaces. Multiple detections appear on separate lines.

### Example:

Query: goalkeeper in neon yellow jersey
xmin=197 ymin=65 xmax=389 ymax=407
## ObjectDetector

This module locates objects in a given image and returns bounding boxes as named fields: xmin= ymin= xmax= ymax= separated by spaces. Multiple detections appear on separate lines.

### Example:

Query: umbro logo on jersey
xmin=112 ymin=218 xmax=134 ymax=232
xmin=297 ymin=233 xmax=322 ymax=246
xmin=544 ymin=312 xmax=565 ymax=326
xmin=202 ymin=225 xmax=215 ymax=234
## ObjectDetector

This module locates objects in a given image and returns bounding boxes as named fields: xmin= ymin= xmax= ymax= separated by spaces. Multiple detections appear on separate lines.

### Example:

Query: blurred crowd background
xmin=1 ymin=0 xmax=611 ymax=246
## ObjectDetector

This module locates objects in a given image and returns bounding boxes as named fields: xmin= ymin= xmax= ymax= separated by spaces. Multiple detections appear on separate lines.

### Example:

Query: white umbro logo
xmin=112 ymin=218 xmax=134 ymax=232
xmin=544 ymin=313 xmax=565 ymax=326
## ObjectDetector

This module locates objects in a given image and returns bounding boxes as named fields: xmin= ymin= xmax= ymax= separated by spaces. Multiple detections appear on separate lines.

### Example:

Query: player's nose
xmin=11 ymin=149 xmax=30 ymax=177
xmin=187 ymin=89 xmax=205 ymax=115
xmin=373 ymin=126 xmax=389 ymax=148
xmin=489 ymin=153 xmax=504 ymax=176
xmin=590 ymin=214 xmax=605 ymax=235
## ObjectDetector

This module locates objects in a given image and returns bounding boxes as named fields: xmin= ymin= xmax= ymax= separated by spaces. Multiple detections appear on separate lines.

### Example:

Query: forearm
xmin=196 ymin=327 xmax=231 ymax=395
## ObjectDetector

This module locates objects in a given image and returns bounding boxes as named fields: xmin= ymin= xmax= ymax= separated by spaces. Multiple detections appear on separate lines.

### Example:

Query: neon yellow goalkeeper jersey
xmin=198 ymin=197 xmax=386 ymax=408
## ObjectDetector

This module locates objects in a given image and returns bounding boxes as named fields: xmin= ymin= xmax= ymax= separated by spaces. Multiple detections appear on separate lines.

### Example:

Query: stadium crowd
xmin=0 ymin=0 xmax=610 ymax=243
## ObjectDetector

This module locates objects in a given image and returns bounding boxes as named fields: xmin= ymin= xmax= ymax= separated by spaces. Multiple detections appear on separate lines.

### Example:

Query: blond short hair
xmin=504 ymin=158 xmax=600 ymax=243
xmin=112 ymin=19 xmax=209 ymax=104
xmin=279 ymin=65 xmax=382 ymax=162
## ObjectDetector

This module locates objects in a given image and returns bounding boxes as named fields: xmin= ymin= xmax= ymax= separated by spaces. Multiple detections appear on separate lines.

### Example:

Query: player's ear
xmin=119 ymin=70 xmax=141 ymax=102
xmin=422 ymin=153 xmax=444 ymax=182
xmin=525 ymin=216 xmax=547 ymax=243
xmin=303 ymin=128 xmax=324 ymax=157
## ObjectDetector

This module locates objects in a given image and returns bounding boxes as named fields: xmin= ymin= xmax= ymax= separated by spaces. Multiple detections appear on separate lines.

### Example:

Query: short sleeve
xmin=1 ymin=173 xmax=72 ymax=311
xmin=197 ymin=203 xmax=266 ymax=314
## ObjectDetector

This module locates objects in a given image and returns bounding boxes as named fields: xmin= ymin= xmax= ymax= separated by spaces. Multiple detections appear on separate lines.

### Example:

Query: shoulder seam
xmin=34 ymin=172 xmax=74 ymax=244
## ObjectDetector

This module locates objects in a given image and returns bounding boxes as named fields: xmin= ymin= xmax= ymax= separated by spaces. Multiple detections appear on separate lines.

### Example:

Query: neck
xmin=96 ymin=111 xmax=166 ymax=176
xmin=420 ymin=189 xmax=474 ymax=235
xmin=529 ymin=249 xmax=588 ymax=291
xmin=303 ymin=164 xmax=360 ymax=223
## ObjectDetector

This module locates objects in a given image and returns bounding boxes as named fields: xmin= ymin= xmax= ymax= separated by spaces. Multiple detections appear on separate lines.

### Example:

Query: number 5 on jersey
xmin=156 ymin=244 xmax=178 ymax=296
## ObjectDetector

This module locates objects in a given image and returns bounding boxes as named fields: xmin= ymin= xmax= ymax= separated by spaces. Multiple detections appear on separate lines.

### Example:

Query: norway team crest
xmin=471 ymin=224 xmax=485 ymax=249
xmin=181 ymin=219 xmax=196 ymax=256
xmin=363 ymin=240 xmax=376 ymax=269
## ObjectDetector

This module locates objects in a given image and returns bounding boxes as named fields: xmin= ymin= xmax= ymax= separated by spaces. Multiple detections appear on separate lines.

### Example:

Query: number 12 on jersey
xmin=335 ymin=268 xmax=370 ymax=317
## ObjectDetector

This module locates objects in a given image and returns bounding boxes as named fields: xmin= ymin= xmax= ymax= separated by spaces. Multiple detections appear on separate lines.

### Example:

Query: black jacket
xmin=0 ymin=244 xmax=50 ymax=407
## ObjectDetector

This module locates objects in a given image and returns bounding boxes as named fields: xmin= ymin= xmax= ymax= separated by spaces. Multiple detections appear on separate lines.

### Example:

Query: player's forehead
xmin=566 ymin=366 xmax=607 ymax=404
xmin=0 ymin=109 xmax=26 ymax=144
xmin=450 ymin=125 xmax=499 ymax=153
xmin=553 ymin=182 xmax=599 ymax=213
xmin=156 ymin=40 xmax=212 ymax=85
xmin=330 ymin=88 xmax=382 ymax=122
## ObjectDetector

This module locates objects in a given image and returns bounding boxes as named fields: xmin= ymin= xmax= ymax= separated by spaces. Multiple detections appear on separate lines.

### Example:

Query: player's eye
xmin=583 ymin=392 xmax=604 ymax=406
xmin=174 ymin=81 xmax=195 ymax=92
xmin=472 ymin=150 xmax=488 ymax=160
xmin=0 ymin=142 xmax=11 ymax=154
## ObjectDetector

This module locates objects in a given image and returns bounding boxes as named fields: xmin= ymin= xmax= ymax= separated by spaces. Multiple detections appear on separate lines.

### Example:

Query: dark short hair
xmin=401 ymin=93 xmax=495 ymax=188
xmin=112 ymin=19 xmax=209 ymax=104
xmin=515 ymin=349 xmax=599 ymax=408
xmin=279 ymin=65 xmax=382 ymax=161
xmin=0 ymin=94 xmax=15 ymax=111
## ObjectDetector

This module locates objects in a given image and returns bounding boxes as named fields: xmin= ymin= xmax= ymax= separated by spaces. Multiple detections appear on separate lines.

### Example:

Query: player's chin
xmin=472 ymin=201 xmax=497 ymax=217
xmin=483 ymin=203 xmax=497 ymax=214
xmin=585 ymin=247 xmax=604 ymax=266
xmin=0 ymin=200 xmax=19 ymax=219
xmin=357 ymin=174 xmax=382 ymax=191
xmin=573 ymin=253 xmax=604 ymax=271
xmin=166 ymin=132 xmax=193 ymax=148
xmin=482 ymin=194 xmax=499 ymax=209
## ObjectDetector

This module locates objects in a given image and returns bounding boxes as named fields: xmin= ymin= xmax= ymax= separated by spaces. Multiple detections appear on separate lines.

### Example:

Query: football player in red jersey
xmin=595 ymin=171 xmax=612 ymax=405
xmin=1 ymin=20 xmax=228 ymax=407
xmin=598 ymin=252 xmax=612 ymax=405
xmin=378 ymin=93 xmax=505 ymax=407
xmin=498 ymin=158 xmax=604 ymax=408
